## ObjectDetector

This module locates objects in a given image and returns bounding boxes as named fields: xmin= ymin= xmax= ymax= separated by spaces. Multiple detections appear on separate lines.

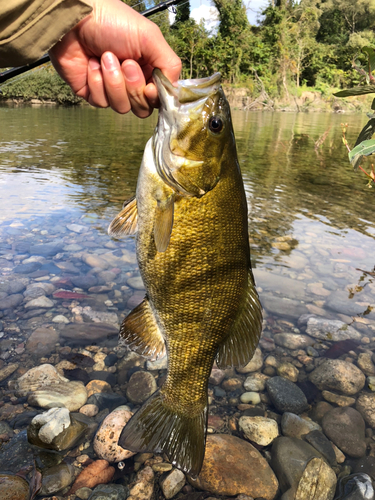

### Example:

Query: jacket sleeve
xmin=0 ymin=0 xmax=92 ymax=67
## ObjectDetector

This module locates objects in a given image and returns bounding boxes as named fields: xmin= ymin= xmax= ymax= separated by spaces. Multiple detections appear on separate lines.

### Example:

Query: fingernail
xmin=88 ymin=58 xmax=100 ymax=71
xmin=123 ymin=63 xmax=139 ymax=82
xmin=102 ymin=53 xmax=118 ymax=71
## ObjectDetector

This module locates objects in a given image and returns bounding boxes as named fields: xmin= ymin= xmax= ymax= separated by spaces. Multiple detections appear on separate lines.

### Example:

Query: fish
xmin=108 ymin=69 xmax=262 ymax=477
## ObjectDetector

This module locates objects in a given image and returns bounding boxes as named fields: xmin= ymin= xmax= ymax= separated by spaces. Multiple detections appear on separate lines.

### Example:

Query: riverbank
xmin=0 ymin=67 xmax=372 ymax=113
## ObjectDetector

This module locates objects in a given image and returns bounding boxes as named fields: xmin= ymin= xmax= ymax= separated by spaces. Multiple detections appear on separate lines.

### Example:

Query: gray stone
xmin=67 ymin=223 xmax=89 ymax=233
xmin=60 ymin=323 xmax=118 ymax=344
xmin=335 ymin=473 xmax=374 ymax=500
xmin=274 ymin=333 xmax=315 ymax=350
xmin=266 ymin=376 xmax=308 ymax=414
xmin=304 ymin=430 xmax=337 ymax=467
xmin=239 ymin=416 xmax=279 ymax=446
xmin=260 ymin=293 xmax=309 ymax=319
xmin=71 ymin=275 xmax=98 ymax=290
xmin=13 ymin=262 xmax=42 ymax=274
xmin=243 ymin=373 xmax=269 ymax=392
xmin=305 ymin=317 xmax=361 ymax=341
xmin=25 ymin=327 xmax=59 ymax=357
xmin=326 ymin=290 xmax=368 ymax=316
xmin=126 ymin=371 xmax=157 ymax=404
xmin=309 ymin=359 xmax=365 ymax=395
xmin=253 ymin=269 xmax=306 ymax=300
xmin=89 ymin=484 xmax=129 ymax=500
xmin=294 ymin=457 xmax=336 ymax=500
xmin=236 ymin=347 xmax=263 ymax=373
xmin=356 ymin=393 xmax=375 ymax=428
xmin=322 ymin=407 xmax=366 ymax=458
xmin=40 ymin=462 xmax=75 ymax=496
xmin=24 ymin=296 xmax=54 ymax=309
xmin=357 ymin=353 xmax=375 ymax=376
xmin=29 ymin=242 xmax=63 ymax=257
xmin=281 ymin=412 xmax=320 ymax=439
xmin=127 ymin=276 xmax=145 ymax=290
xmin=160 ymin=469 xmax=185 ymax=499
xmin=0 ymin=293 xmax=23 ymax=310
xmin=15 ymin=364 xmax=68 ymax=397
xmin=28 ymin=380 xmax=88 ymax=411
xmin=0 ymin=362 xmax=19 ymax=383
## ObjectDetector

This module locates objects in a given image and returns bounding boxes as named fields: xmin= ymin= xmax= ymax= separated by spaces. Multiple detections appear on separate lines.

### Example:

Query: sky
xmin=188 ymin=0 xmax=270 ymax=28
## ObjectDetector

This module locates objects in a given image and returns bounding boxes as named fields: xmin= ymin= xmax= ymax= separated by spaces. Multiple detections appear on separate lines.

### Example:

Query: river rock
xmin=294 ymin=457 xmax=336 ymax=500
xmin=326 ymin=290 xmax=367 ymax=316
xmin=128 ymin=466 xmax=154 ymax=500
xmin=27 ymin=282 xmax=55 ymax=295
xmin=0 ymin=279 xmax=27 ymax=294
xmin=89 ymin=483 xmax=129 ymax=500
xmin=322 ymin=407 xmax=366 ymax=457
xmin=277 ymin=362 xmax=299 ymax=382
xmin=309 ymin=359 xmax=365 ymax=395
xmin=82 ymin=254 xmax=110 ymax=270
xmin=160 ymin=469 xmax=185 ymax=499
xmin=357 ymin=353 xmax=375 ymax=376
xmin=266 ymin=376 xmax=308 ymax=414
xmin=24 ymin=295 xmax=54 ymax=309
xmin=271 ymin=436 xmax=334 ymax=499
xmin=25 ymin=327 xmax=59 ymax=356
xmin=40 ymin=462 xmax=75 ymax=496
xmin=67 ymin=223 xmax=89 ymax=234
xmin=69 ymin=460 xmax=115 ymax=495
xmin=322 ymin=390 xmax=355 ymax=407
xmin=28 ymin=380 xmax=88 ymax=411
xmin=304 ymin=430 xmax=337 ymax=467
xmin=189 ymin=434 xmax=278 ymax=499
xmin=356 ymin=393 xmax=375 ymax=427
xmin=0 ymin=293 xmax=23 ymax=310
xmin=305 ymin=317 xmax=361 ymax=341
xmin=30 ymin=242 xmax=63 ymax=256
xmin=0 ymin=473 xmax=30 ymax=500
xmin=14 ymin=363 xmax=68 ymax=397
xmin=260 ymin=293 xmax=308 ymax=319
xmin=243 ymin=372 xmax=269 ymax=392
xmin=274 ymin=333 xmax=315 ymax=350
xmin=335 ymin=472 xmax=374 ymax=500
xmin=126 ymin=371 xmax=157 ymax=404
xmin=13 ymin=262 xmax=42 ymax=274
xmin=239 ymin=416 xmax=279 ymax=446
xmin=94 ymin=408 xmax=135 ymax=462
xmin=60 ymin=323 xmax=118 ymax=344
xmin=28 ymin=407 xmax=88 ymax=451
xmin=71 ymin=275 xmax=98 ymax=289
xmin=236 ymin=347 xmax=263 ymax=373
xmin=281 ymin=412 xmax=320 ymax=439
xmin=0 ymin=362 xmax=19 ymax=383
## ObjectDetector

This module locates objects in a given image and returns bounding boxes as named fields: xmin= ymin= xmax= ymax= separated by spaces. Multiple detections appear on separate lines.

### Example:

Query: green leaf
xmin=354 ymin=118 xmax=375 ymax=148
xmin=334 ymin=85 xmax=375 ymax=97
xmin=349 ymin=139 xmax=375 ymax=169
xmin=362 ymin=47 xmax=375 ymax=74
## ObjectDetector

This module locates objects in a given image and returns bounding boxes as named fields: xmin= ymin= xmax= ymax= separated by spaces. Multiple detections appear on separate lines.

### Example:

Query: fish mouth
xmin=152 ymin=70 xmax=222 ymax=196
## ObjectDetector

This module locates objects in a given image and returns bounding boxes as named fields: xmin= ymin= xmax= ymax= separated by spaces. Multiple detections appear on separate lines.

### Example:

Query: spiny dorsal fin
xmin=154 ymin=195 xmax=174 ymax=253
xmin=120 ymin=297 xmax=166 ymax=360
xmin=118 ymin=389 xmax=206 ymax=478
xmin=216 ymin=270 xmax=263 ymax=368
xmin=108 ymin=196 xmax=138 ymax=237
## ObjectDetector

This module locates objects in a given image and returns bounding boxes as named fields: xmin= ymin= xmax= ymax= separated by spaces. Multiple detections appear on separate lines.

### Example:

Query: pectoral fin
xmin=154 ymin=195 xmax=175 ymax=252
xmin=120 ymin=297 xmax=166 ymax=360
xmin=108 ymin=196 xmax=138 ymax=237
xmin=216 ymin=270 xmax=263 ymax=368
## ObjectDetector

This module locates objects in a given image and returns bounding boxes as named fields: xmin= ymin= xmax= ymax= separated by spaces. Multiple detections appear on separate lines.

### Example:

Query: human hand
xmin=49 ymin=0 xmax=181 ymax=117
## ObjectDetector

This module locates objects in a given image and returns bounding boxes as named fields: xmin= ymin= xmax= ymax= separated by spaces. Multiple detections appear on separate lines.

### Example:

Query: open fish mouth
xmin=152 ymin=70 xmax=222 ymax=196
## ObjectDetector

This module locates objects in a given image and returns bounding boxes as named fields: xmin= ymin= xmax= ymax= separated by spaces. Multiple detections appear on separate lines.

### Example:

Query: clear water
xmin=0 ymin=104 xmax=374 ymax=497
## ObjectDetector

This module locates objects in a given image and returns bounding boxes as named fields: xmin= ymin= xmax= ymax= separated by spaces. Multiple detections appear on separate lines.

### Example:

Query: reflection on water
xmin=0 ymin=105 xmax=375 ymax=499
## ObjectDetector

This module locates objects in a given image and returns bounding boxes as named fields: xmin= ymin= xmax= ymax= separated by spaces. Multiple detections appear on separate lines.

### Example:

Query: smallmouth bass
xmin=109 ymin=70 xmax=262 ymax=477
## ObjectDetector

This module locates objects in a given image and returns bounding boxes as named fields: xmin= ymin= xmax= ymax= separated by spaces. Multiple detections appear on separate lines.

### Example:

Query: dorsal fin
xmin=108 ymin=196 xmax=138 ymax=237
xmin=120 ymin=296 xmax=166 ymax=360
xmin=216 ymin=270 xmax=263 ymax=368
xmin=154 ymin=195 xmax=175 ymax=253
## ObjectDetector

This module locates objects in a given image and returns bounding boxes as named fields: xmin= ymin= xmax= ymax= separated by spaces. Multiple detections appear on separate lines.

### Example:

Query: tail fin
xmin=118 ymin=390 xmax=207 ymax=477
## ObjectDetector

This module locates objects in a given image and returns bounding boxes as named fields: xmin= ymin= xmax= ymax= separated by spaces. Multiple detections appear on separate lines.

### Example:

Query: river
xmin=0 ymin=105 xmax=374 ymax=499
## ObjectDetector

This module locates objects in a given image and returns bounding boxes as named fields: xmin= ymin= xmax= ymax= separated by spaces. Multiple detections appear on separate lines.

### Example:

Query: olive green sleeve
xmin=0 ymin=0 xmax=92 ymax=67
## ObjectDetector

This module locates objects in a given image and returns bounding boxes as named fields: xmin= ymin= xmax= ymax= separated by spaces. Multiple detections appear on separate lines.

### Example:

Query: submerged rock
xmin=189 ymin=434 xmax=278 ymax=499
xmin=128 ymin=466 xmax=154 ymax=500
xmin=239 ymin=416 xmax=279 ymax=446
xmin=28 ymin=380 xmax=88 ymax=411
xmin=309 ymin=359 xmax=365 ymax=395
xmin=356 ymin=393 xmax=375 ymax=428
xmin=94 ymin=408 xmax=135 ymax=462
xmin=69 ymin=460 xmax=116 ymax=495
xmin=305 ymin=317 xmax=361 ymax=341
xmin=322 ymin=407 xmax=366 ymax=458
xmin=334 ymin=473 xmax=374 ymax=500
xmin=160 ymin=469 xmax=185 ymax=499
xmin=89 ymin=483 xmax=129 ymax=500
xmin=40 ymin=462 xmax=75 ymax=496
xmin=25 ymin=327 xmax=59 ymax=357
xmin=14 ymin=363 xmax=68 ymax=397
xmin=266 ymin=376 xmax=308 ymax=414
xmin=0 ymin=473 xmax=30 ymax=500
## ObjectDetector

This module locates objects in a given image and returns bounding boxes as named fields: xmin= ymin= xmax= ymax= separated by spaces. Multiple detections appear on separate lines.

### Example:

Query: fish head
xmin=153 ymin=69 xmax=235 ymax=197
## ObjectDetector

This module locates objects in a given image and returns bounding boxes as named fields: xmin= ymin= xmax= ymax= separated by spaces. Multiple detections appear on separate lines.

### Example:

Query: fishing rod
xmin=0 ymin=0 xmax=184 ymax=85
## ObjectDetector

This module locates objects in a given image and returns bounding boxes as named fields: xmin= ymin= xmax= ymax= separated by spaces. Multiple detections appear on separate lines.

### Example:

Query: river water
xmin=0 ymin=105 xmax=374 ymax=499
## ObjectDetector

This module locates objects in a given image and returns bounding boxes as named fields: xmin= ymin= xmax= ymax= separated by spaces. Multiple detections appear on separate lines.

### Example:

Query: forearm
xmin=0 ymin=0 xmax=92 ymax=67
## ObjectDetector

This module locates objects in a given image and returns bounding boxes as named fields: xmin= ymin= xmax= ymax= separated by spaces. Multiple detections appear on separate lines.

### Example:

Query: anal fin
xmin=120 ymin=297 xmax=166 ymax=360
xmin=216 ymin=270 xmax=263 ymax=368
xmin=108 ymin=196 xmax=138 ymax=237
xmin=154 ymin=195 xmax=174 ymax=253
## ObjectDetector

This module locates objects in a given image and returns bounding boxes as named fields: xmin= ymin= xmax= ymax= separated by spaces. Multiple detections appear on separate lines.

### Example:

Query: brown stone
xmin=86 ymin=379 xmax=112 ymax=397
xmin=0 ymin=474 xmax=29 ymax=500
xmin=189 ymin=434 xmax=278 ymax=500
xmin=68 ymin=459 xmax=115 ymax=494
xmin=25 ymin=327 xmax=59 ymax=357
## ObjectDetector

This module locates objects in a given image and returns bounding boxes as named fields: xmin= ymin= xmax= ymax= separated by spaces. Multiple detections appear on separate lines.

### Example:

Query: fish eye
xmin=208 ymin=116 xmax=223 ymax=133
